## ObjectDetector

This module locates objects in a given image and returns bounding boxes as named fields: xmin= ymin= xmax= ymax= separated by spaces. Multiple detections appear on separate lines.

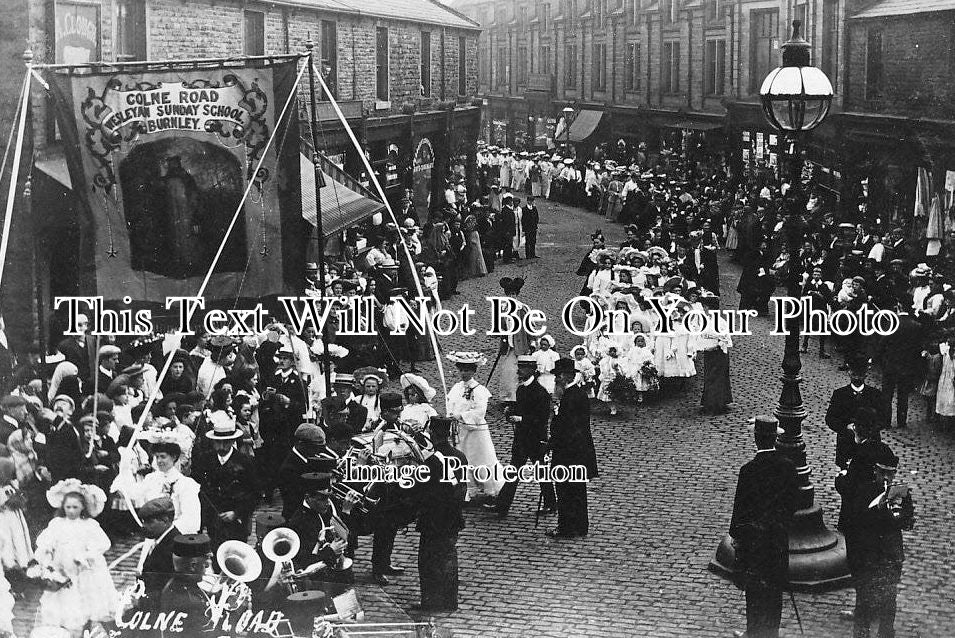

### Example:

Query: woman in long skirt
xmin=701 ymin=334 xmax=733 ymax=415
xmin=935 ymin=336 xmax=955 ymax=424
xmin=461 ymin=214 xmax=488 ymax=279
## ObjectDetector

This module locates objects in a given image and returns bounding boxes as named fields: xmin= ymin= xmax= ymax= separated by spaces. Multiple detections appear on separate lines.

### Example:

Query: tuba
xmin=214 ymin=540 xmax=262 ymax=612
xmin=263 ymin=527 xmax=301 ymax=594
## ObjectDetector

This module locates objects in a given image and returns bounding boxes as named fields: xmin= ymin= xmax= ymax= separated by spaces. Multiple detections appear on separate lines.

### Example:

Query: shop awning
xmin=34 ymin=156 xmax=72 ymax=189
xmin=669 ymin=120 xmax=723 ymax=132
xmin=567 ymin=110 xmax=604 ymax=142
xmin=301 ymin=152 xmax=385 ymax=238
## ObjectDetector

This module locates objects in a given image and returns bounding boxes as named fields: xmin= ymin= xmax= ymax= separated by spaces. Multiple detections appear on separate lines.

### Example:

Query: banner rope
xmin=0 ymin=68 xmax=34 ymax=293
xmin=310 ymin=63 xmax=449 ymax=401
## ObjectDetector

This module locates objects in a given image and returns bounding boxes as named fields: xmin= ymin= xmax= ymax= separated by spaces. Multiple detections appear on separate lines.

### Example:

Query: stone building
xmin=0 ymin=0 xmax=481 ymax=351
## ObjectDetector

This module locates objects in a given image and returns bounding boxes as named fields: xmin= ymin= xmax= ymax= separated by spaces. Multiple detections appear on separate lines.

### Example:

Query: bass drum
xmin=338 ymin=431 xmax=423 ymax=535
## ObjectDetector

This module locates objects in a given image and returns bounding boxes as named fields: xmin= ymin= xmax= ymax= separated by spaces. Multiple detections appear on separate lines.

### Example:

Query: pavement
xmin=17 ymin=199 xmax=955 ymax=637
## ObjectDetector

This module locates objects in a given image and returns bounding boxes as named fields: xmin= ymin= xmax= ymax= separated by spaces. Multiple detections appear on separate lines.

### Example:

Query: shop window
xmin=243 ymin=10 xmax=264 ymax=56
xmin=116 ymin=0 xmax=146 ymax=61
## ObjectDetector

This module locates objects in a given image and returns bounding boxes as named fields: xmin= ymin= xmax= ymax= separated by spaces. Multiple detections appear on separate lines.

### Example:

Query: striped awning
xmin=300 ymin=152 xmax=385 ymax=237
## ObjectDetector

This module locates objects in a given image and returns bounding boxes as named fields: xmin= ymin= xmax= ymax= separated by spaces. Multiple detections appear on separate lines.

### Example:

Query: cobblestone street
xmin=74 ymin=199 xmax=955 ymax=638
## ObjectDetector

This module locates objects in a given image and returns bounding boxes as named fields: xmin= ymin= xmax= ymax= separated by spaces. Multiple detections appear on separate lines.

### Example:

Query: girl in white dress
xmin=399 ymin=373 xmax=438 ymax=432
xmin=624 ymin=334 xmax=656 ymax=403
xmin=0 ymin=457 xmax=32 ymax=571
xmin=571 ymin=345 xmax=596 ymax=398
xmin=352 ymin=370 xmax=386 ymax=432
xmin=936 ymin=336 xmax=955 ymax=420
xmin=33 ymin=479 xmax=119 ymax=637
xmin=445 ymin=352 xmax=504 ymax=502
xmin=531 ymin=335 xmax=560 ymax=394
xmin=597 ymin=346 xmax=624 ymax=416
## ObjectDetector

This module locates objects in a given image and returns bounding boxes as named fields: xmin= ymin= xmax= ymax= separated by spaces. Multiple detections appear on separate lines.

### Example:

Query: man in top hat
xmin=491 ymin=355 xmax=556 ymax=517
xmin=412 ymin=417 xmax=467 ymax=612
xmin=278 ymin=423 xmax=340 ymax=522
xmin=728 ymin=416 xmax=799 ymax=638
xmin=498 ymin=192 xmax=518 ymax=263
xmin=522 ymin=195 xmax=540 ymax=259
xmin=825 ymin=354 xmax=884 ymax=471
xmin=545 ymin=358 xmax=597 ymax=538
xmin=193 ymin=412 xmax=260 ymax=551
xmin=842 ymin=444 xmax=914 ymax=638
xmin=158 ymin=533 xmax=214 ymax=633
xmin=135 ymin=496 xmax=180 ymax=610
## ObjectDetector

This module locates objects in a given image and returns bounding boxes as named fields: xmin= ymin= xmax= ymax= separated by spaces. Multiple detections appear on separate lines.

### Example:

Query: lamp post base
xmin=710 ymin=504 xmax=852 ymax=591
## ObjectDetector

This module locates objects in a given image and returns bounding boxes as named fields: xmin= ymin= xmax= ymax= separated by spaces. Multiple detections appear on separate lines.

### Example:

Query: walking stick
xmin=485 ymin=346 xmax=504 ymax=386
xmin=789 ymin=590 xmax=804 ymax=635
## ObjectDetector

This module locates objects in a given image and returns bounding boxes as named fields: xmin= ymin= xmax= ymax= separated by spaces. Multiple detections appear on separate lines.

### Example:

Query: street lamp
xmin=711 ymin=20 xmax=850 ymax=590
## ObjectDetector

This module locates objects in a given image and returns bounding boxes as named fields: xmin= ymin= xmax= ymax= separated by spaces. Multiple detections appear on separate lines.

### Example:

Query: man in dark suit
xmin=0 ymin=395 xmax=28 ymax=447
xmin=136 ymin=497 xmax=180 ymax=611
xmin=522 ymin=196 xmax=540 ymax=259
xmin=729 ymin=416 xmax=799 ymax=638
xmin=877 ymin=296 xmax=923 ymax=429
xmin=286 ymin=472 xmax=353 ymax=592
xmin=499 ymin=193 xmax=517 ymax=263
xmin=545 ymin=358 xmax=597 ymax=538
xmin=490 ymin=355 xmax=556 ymax=516
xmin=412 ymin=417 xmax=467 ymax=612
xmin=825 ymin=354 xmax=884 ymax=469
xmin=321 ymin=392 xmax=366 ymax=455
xmin=842 ymin=445 xmax=914 ymax=638
xmin=835 ymin=407 xmax=884 ymax=532
xmin=278 ymin=423 xmax=339 ymax=522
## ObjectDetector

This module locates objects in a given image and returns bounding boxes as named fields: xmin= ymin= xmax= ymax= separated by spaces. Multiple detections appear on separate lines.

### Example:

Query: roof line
xmin=268 ymin=0 xmax=482 ymax=30
xmin=423 ymin=0 xmax=482 ymax=28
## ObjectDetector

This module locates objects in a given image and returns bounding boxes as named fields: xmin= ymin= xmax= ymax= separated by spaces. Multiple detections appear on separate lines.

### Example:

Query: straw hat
xmin=446 ymin=351 xmax=488 ymax=366
xmin=205 ymin=410 xmax=243 ymax=440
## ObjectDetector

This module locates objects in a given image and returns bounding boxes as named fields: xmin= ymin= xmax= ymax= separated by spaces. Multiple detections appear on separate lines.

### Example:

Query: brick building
xmin=0 ymin=0 xmax=481 ymax=351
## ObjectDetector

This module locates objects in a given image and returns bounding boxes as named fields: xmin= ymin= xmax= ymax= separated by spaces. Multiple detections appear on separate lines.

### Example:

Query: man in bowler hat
xmin=825 ymin=354 xmax=884 ymax=471
xmin=728 ymin=416 xmax=799 ymax=638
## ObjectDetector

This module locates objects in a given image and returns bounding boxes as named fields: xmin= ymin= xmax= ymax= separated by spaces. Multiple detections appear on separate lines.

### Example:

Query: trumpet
xmin=330 ymin=473 xmax=379 ymax=515
xmin=262 ymin=527 xmax=300 ymax=594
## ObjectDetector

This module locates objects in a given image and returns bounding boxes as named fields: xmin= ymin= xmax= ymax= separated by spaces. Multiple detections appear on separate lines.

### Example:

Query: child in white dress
xmin=571 ymin=345 xmax=596 ymax=398
xmin=532 ymin=335 xmax=560 ymax=394
xmin=597 ymin=346 xmax=624 ymax=416
xmin=624 ymin=334 xmax=656 ymax=403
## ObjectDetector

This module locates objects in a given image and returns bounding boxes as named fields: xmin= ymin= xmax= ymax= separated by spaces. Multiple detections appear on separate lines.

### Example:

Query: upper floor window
xmin=821 ymin=0 xmax=839 ymax=91
xmin=662 ymin=41 xmax=680 ymax=93
xmin=321 ymin=20 xmax=338 ymax=99
xmin=865 ymin=27 xmax=884 ymax=100
xmin=116 ymin=0 xmax=146 ymax=61
xmin=626 ymin=42 xmax=641 ymax=91
xmin=459 ymin=36 xmax=468 ymax=96
xmin=420 ymin=31 xmax=432 ymax=97
xmin=705 ymin=39 xmax=726 ymax=95
xmin=705 ymin=0 xmax=721 ymax=23
xmin=661 ymin=0 xmax=678 ymax=25
xmin=243 ymin=10 xmax=264 ymax=56
xmin=592 ymin=42 xmax=607 ymax=91
xmin=749 ymin=8 xmax=779 ymax=93
xmin=376 ymin=27 xmax=390 ymax=101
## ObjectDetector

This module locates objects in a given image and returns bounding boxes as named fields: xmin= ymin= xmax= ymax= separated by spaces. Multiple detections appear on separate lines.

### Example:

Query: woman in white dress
xmin=936 ymin=335 xmax=955 ymax=421
xmin=445 ymin=352 xmax=504 ymax=502
xmin=531 ymin=335 xmax=560 ymax=394
xmin=132 ymin=437 xmax=201 ymax=534
xmin=398 ymin=373 xmax=438 ymax=432
xmin=33 ymin=479 xmax=119 ymax=637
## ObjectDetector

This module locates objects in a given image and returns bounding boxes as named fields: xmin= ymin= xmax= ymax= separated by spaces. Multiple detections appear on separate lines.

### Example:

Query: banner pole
xmin=306 ymin=38 xmax=333 ymax=402
xmin=0 ymin=60 xmax=34 ymax=293
xmin=311 ymin=64 xmax=449 ymax=401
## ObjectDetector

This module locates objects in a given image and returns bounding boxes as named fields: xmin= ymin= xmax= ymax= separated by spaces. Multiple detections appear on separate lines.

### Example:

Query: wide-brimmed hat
xmin=647 ymin=246 xmax=669 ymax=261
xmin=446 ymin=351 xmax=488 ymax=366
xmin=205 ymin=410 xmax=243 ymax=440
xmin=748 ymin=415 xmax=785 ymax=437
xmin=516 ymin=355 xmax=537 ymax=368
xmin=46 ymin=478 xmax=107 ymax=517
xmin=399 ymin=373 xmax=437 ymax=402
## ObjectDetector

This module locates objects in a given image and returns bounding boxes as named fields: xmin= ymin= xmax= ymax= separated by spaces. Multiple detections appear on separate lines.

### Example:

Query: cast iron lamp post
xmin=711 ymin=21 xmax=850 ymax=590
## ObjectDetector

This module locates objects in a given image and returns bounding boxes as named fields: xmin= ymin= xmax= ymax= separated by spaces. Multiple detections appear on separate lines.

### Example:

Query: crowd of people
xmin=0 ymin=130 xmax=941 ymax=637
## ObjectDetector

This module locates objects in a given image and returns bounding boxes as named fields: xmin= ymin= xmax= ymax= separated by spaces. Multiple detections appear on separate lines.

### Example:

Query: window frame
xmin=865 ymin=26 xmax=884 ymax=101
xmin=625 ymin=41 xmax=641 ymax=91
xmin=662 ymin=41 xmax=680 ymax=93
xmin=565 ymin=43 xmax=578 ymax=87
xmin=704 ymin=39 xmax=726 ymax=95
xmin=420 ymin=31 xmax=432 ymax=97
xmin=320 ymin=20 xmax=338 ymax=100
xmin=458 ymin=36 xmax=468 ymax=96
xmin=115 ymin=0 xmax=147 ymax=62
xmin=243 ymin=9 xmax=265 ymax=57
xmin=376 ymin=26 xmax=391 ymax=104
xmin=591 ymin=42 xmax=607 ymax=92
